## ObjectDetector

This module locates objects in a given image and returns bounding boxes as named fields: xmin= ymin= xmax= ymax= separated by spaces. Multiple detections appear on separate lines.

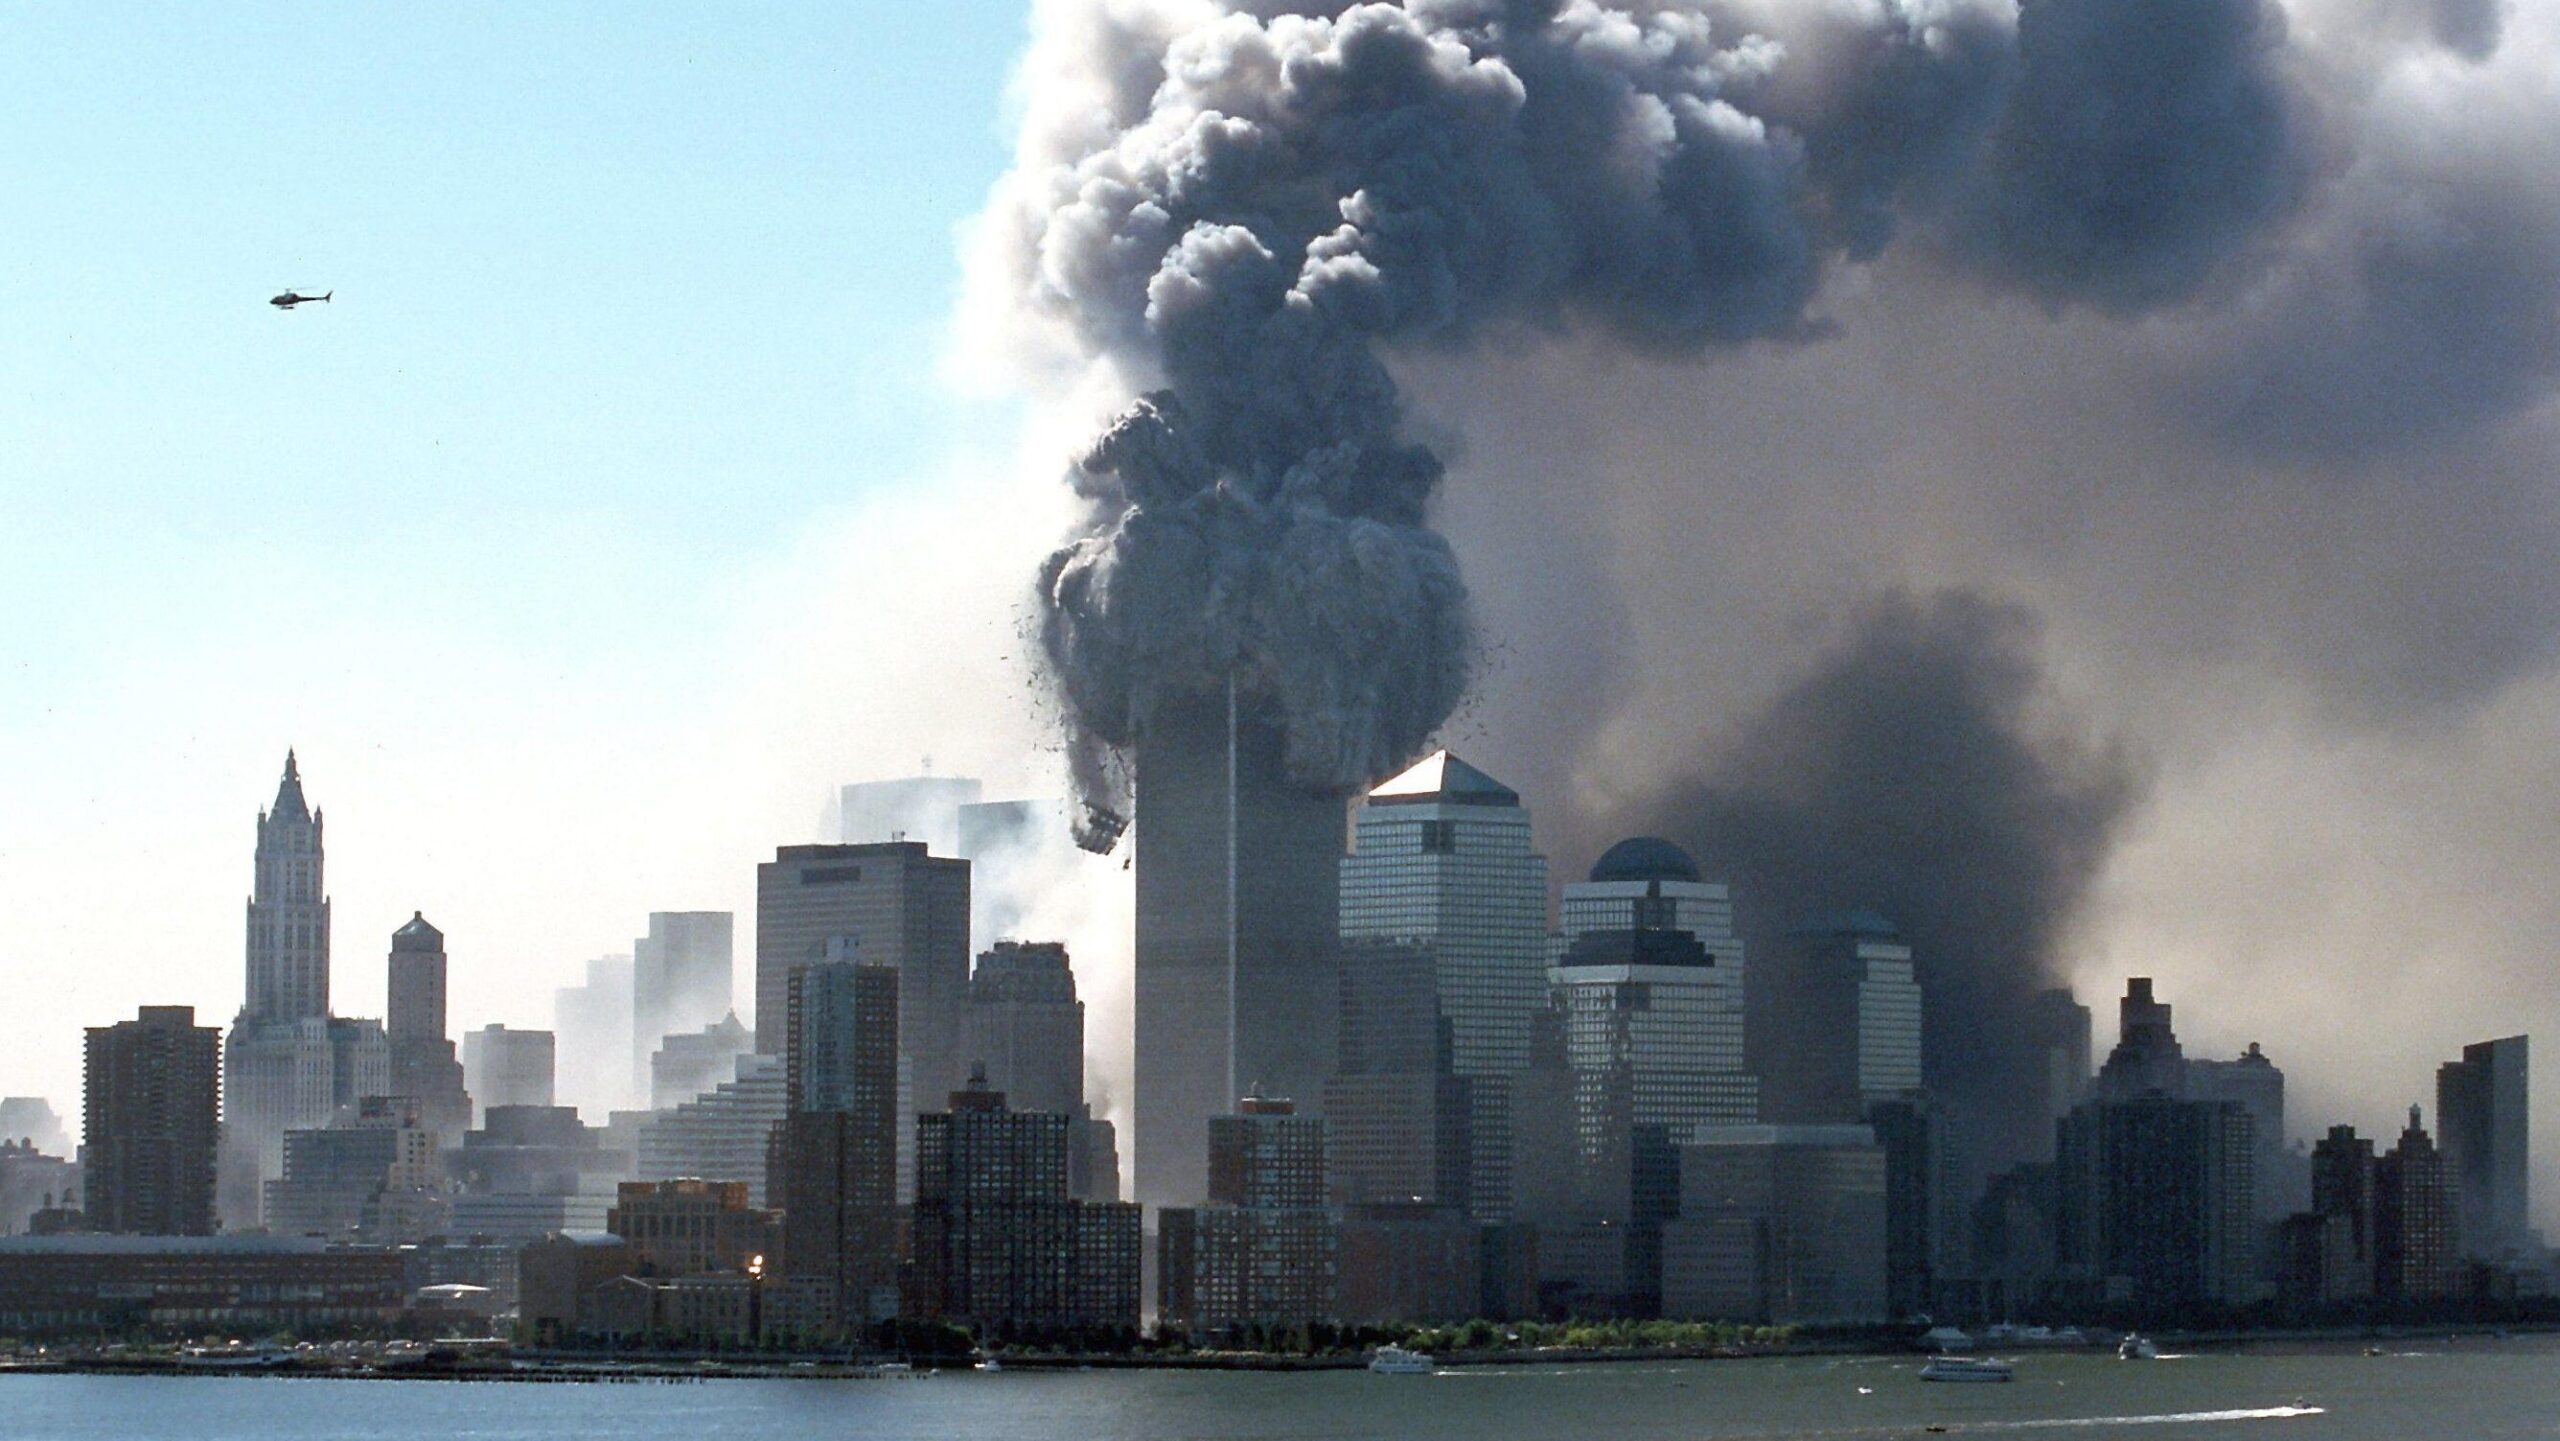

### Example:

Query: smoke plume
xmin=993 ymin=0 xmax=2301 ymax=846
xmin=977 ymin=0 xmax=2560 ymax=1222
xmin=1641 ymin=591 xmax=2143 ymax=1169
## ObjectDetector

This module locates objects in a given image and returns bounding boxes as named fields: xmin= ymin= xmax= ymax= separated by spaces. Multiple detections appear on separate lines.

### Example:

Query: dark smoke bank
xmin=1639 ymin=589 xmax=2144 ymax=1174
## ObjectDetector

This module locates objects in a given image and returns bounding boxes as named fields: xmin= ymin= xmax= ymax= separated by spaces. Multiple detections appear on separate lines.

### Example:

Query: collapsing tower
xmin=1132 ymin=681 xmax=1345 ymax=1210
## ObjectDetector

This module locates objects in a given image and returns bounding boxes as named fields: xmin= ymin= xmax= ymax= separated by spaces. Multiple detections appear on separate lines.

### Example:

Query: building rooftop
xmin=1588 ymin=836 xmax=1701 ymax=884
xmin=392 ymin=911 xmax=444 ymax=951
xmin=1368 ymin=750 xmax=1520 ymax=808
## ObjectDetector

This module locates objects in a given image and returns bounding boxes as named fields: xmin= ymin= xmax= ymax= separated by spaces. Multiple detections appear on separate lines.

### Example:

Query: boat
xmin=1917 ymin=1325 xmax=1975 ymax=1352
xmin=1920 ymin=1355 xmax=2015 ymax=1383
xmin=1369 ymin=1346 xmax=1436 ymax=1375
xmin=2118 ymin=1334 xmax=2160 ymax=1361
xmin=975 ymin=1355 xmax=1003 ymax=1373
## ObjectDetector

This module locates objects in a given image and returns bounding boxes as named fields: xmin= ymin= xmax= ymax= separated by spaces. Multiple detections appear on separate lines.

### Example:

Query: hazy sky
xmin=0 ymin=3 xmax=1082 ymax=1124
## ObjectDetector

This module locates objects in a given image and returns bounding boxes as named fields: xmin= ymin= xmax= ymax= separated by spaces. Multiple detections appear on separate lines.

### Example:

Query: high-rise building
xmin=961 ymin=941 xmax=1083 ymax=1116
xmin=755 ymin=843 xmax=970 ymax=1105
xmin=1760 ymin=910 xmax=1923 ymax=1123
xmin=84 ymin=1007 xmax=221 ymax=1236
xmin=462 ymin=1026 xmax=555 ymax=1125
xmin=2190 ymin=1042 xmax=2305 ymax=1221
xmin=2027 ymin=988 xmax=2094 ymax=1129
xmin=0 ymin=1100 xmax=71 ymax=1160
xmin=631 ymin=912 xmax=734 ymax=1098
xmin=2374 ymin=1105 xmax=2461 ymax=1299
xmin=962 ymin=941 xmax=1119 ymax=1202
xmin=634 ymin=1055 xmax=787 ymax=1207
xmin=777 ymin=957 xmax=903 ymax=1326
xmin=2054 ymin=1091 xmax=2258 ymax=1314
xmin=1661 ymin=1124 xmax=1889 ymax=1325
xmin=651 ymin=1013 xmax=754 ymax=1110
xmin=1322 ymin=941 xmax=1472 ymax=1212
xmin=1866 ymin=1092 xmax=1953 ymax=1320
xmin=905 ymin=1071 xmax=1143 ymax=1336
xmin=2303 ymin=1123 xmax=2378 ymax=1301
xmin=553 ymin=953 xmax=635 ymax=1117
xmin=385 ymin=914 xmax=470 ymax=1140
xmin=1133 ymin=686 xmax=1345 ymax=1210
xmin=446 ymin=1104 xmax=632 ymax=1245
xmin=1158 ymin=1095 xmax=1341 ymax=1338
xmin=1336 ymin=752 xmax=1545 ymax=1222
xmin=223 ymin=755 xmax=341 ymax=1223
xmin=2436 ymin=1036 xmax=2530 ymax=1260
xmin=264 ymin=1097 xmax=444 ymax=1244
xmin=2092 ymin=977 xmax=2186 ymax=1100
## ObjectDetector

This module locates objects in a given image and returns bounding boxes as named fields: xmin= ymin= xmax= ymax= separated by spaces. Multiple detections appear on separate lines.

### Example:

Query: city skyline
xmin=13 ymin=0 xmax=2560 ymax=1262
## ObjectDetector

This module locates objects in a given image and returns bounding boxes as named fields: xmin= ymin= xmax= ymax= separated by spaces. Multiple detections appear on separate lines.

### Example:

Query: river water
xmin=6 ymin=1339 xmax=2555 ymax=1440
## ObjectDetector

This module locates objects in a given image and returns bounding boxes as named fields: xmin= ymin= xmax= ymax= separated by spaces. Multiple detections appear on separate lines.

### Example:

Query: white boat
xmin=1369 ymin=1346 xmax=1436 ymax=1375
xmin=975 ymin=1355 xmax=1003 ymax=1373
xmin=2118 ymin=1334 xmax=2160 ymax=1361
xmin=1917 ymin=1325 xmax=1975 ymax=1352
xmin=1920 ymin=1355 xmax=2015 ymax=1383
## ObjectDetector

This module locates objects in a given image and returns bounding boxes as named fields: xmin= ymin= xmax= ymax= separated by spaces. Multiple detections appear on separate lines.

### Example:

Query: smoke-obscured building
xmin=553 ymin=953 xmax=635 ymax=1117
xmin=2054 ymin=1091 xmax=2258 ymax=1315
xmin=447 ymin=1104 xmax=632 ymax=1245
xmin=2437 ymin=1036 xmax=2530 ymax=1261
xmin=1322 ymin=941 xmax=1472 ymax=1212
xmin=1133 ymin=688 xmax=1344 ymax=1210
xmin=1661 ymin=1124 xmax=1888 ymax=1325
xmin=650 ymin=1013 xmax=754 ymax=1110
xmin=84 ymin=1006 xmax=221 ymax=1237
xmin=385 ymin=913 xmax=471 ymax=1141
xmin=263 ymin=1097 xmax=445 ymax=1244
xmin=631 ymin=912 xmax=734 ymax=1102
xmin=0 ymin=1141 xmax=80 ymax=1238
xmin=1759 ymin=910 xmax=1922 ymax=1124
xmin=607 ymin=1178 xmax=778 ymax=1278
xmin=837 ymin=774 xmax=983 ymax=856
xmin=462 ymin=1025 xmax=555 ymax=1125
xmin=756 ymin=843 xmax=970 ymax=1112
xmin=634 ymin=1055 xmax=786 ymax=1207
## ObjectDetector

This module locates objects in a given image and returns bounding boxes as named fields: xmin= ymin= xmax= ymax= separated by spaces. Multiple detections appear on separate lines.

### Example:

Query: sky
xmin=7 ymin=0 xmax=2559 ymax=1236
xmin=0 ymin=2 xmax=1087 ymax=1126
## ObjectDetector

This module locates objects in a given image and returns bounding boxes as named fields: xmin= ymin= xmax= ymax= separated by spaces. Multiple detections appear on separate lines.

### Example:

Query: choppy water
xmin=7 ymin=1339 xmax=2558 ymax=1440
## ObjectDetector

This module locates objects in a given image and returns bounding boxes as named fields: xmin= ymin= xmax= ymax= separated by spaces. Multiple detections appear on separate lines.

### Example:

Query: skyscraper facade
xmin=84 ymin=1006 xmax=221 ymax=1236
xmin=906 ymin=1073 xmax=1143 ymax=1336
xmin=461 ymin=1026 xmax=555 ymax=1126
xmin=1158 ymin=1095 xmax=1341 ymax=1338
xmin=2436 ymin=1035 xmax=2529 ymax=1260
xmin=961 ymin=940 xmax=1120 ymax=1202
xmin=778 ymin=958 xmax=903 ymax=1325
xmin=631 ymin=912 xmax=735 ymax=1097
xmin=755 ymin=843 xmax=970 ymax=1105
xmin=2374 ymin=1105 xmax=2461 ymax=1299
xmin=2054 ymin=1091 xmax=2258 ymax=1313
xmin=1761 ymin=910 xmax=1922 ymax=1123
xmin=385 ymin=913 xmax=471 ymax=1140
xmin=553 ymin=953 xmax=635 ymax=1116
xmin=1133 ymin=686 xmax=1345 ymax=1209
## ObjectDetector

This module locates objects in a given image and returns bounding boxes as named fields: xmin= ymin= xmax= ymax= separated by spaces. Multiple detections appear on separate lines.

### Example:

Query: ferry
xmin=1369 ymin=1346 xmax=1436 ymax=1375
xmin=1920 ymin=1355 xmax=2015 ymax=1384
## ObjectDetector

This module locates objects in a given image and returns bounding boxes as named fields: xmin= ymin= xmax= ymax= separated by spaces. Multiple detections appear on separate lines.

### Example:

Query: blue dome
xmin=1589 ymin=837 xmax=1701 ymax=884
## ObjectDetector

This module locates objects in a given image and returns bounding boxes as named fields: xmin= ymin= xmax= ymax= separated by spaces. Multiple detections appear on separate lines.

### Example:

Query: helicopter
xmin=269 ymin=289 xmax=332 ymax=309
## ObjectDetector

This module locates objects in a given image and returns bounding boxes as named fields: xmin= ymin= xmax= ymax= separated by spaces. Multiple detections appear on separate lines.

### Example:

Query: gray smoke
xmin=1008 ymin=0 xmax=2301 ymax=847
xmin=1636 ymin=590 xmax=2142 ymax=1170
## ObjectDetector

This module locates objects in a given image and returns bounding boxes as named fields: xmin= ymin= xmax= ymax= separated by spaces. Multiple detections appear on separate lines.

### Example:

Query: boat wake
xmin=1961 ymin=1406 xmax=2325 ymax=1430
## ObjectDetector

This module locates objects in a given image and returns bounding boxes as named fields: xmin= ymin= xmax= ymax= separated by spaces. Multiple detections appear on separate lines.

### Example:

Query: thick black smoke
xmin=1007 ymin=0 xmax=2301 ymax=847
xmin=1640 ymin=590 xmax=2143 ymax=1174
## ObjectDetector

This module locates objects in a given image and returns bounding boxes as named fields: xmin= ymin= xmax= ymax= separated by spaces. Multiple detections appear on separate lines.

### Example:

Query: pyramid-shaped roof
xmin=269 ymin=749 xmax=312 ymax=823
xmin=1368 ymin=750 xmax=1519 ymax=807
xmin=392 ymin=911 xmax=444 ymax=951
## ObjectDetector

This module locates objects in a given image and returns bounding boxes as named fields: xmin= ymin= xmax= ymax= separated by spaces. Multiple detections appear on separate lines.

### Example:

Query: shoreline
xmin=4 ymin=1322 xmax=2554 ymax=1384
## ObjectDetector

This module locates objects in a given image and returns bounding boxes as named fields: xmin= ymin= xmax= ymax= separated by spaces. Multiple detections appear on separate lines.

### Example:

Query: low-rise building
xmin=0 ymin=1235 xmax=405 ymax=1335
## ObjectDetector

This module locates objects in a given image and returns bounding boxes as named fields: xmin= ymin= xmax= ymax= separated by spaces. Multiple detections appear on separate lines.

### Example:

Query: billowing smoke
xmin=1638 ymin=591 xmax=2142 ymax=1172
xmin=993 ymin=0 xmax=2300 ymax=847
xmin=977 ymin=0 xmax=2560 ymax=1224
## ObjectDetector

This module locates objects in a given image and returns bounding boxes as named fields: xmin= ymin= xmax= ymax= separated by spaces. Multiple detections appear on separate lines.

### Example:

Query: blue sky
xmin=0 ymin=3 xmax=1075 ymax=1119
xmin=1 ymin=2 xmax=1028 ymax=699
